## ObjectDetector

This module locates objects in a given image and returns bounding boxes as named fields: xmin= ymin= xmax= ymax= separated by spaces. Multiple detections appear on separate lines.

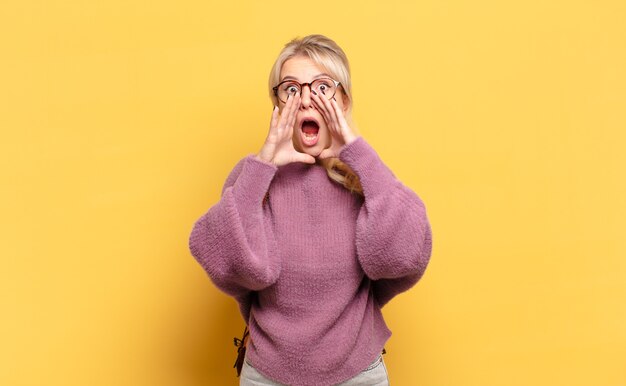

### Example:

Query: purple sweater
xmin=188 ymin=137 xmax=433 ymax=385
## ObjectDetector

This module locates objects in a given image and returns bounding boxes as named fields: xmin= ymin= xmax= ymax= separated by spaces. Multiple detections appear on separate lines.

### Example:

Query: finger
xmin=320 ymin=94 xmax=339 ymax=128
xmin=330 ymin=98 xmax=349 ymax=129
xmin=331 ymin=98 xmax=356 ymax=144
xmin=270 ymin=105 xmax=279 ymax=130
xmin=284 ymin=94 xmax=299 ymax=140
xmin=287 ymin=93 xmax=300 ymax=136
xmin=317 ymin=148 xmax=336 ymax=160
xmin=314 ymin=95 xmax=342 ymax=140
xmin=289 ymin=93 xmax=300 ymax=124
xmin=311 ymin=92 xmax=333 ymax=127
xmin=317 ymin=148 xmax=330 ymax=159
xmin=279 ymin=93 xmax=295 ymax=127
xmin=295 ymin=152 xmax=316 ymax=164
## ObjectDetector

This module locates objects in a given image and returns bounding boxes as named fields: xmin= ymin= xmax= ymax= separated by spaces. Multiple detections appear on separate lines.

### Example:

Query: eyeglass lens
xmin=277 ymin=79 xmax=336 ymax=103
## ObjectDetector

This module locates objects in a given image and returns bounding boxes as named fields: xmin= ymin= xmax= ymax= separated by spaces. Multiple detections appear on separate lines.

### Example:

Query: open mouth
xmin=300 ymin=119 xmax=320 ymax=146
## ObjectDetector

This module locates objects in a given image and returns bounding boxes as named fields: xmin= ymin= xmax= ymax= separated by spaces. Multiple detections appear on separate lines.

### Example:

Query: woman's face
xmin=277 ymin=56 xmax=349 ymax=158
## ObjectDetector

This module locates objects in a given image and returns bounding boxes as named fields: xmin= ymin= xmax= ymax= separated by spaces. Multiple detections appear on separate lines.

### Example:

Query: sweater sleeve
xmin=188 ymin=154 xmax=281 ymax=298
xmin=338 ymin=137 xmax=433 ymax=304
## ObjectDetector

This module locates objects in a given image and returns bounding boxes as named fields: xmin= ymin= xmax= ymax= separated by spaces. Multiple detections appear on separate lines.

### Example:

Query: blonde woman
xmin=189 ymin=34 xmax=433 ymax=385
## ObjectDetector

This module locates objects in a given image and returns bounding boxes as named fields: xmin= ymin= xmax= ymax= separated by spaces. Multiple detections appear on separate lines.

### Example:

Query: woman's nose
xmin=299 ymin=85 xmax=313 ymax=109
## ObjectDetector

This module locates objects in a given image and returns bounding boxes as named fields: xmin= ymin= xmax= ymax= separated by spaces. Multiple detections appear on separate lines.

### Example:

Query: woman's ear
xmin=342 ymin=93 xmax=351 ymax=113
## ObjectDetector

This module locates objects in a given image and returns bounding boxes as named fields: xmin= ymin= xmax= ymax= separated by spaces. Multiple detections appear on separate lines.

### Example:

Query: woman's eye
xmin=285 ymin=85 xmax=299 ymax=94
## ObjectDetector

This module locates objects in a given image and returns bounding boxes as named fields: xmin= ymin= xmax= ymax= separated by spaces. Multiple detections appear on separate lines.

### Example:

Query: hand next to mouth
xmin=310 ymin=91 xmax=359 ymax=159
xmin=256 ymin=93 xmax=317 ymax=167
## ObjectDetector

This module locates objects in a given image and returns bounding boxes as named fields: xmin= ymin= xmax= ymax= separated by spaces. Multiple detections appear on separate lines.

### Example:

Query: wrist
xmin=344 ymin=133 xmax=359 ymax=146
xmin=254 ymin=154 xmax=277 ymax=167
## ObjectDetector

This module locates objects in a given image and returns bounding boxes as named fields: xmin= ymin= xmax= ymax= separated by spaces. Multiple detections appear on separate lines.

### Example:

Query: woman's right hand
xmin=256 ymin=93 xmax=316 ymax=167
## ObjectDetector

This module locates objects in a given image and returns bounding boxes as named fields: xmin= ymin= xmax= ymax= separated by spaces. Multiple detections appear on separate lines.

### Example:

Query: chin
xmin=296 ymin=144 xmax=320 ymax=157
xmin=294 ymin=138 xmax=329 ymax=158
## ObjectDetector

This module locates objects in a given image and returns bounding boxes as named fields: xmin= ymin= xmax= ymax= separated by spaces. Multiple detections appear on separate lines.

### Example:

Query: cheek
xmin=292 ymin=132 xmax=303 ymax=151
xmin=320 ymin=126 xmax=332 ymax=146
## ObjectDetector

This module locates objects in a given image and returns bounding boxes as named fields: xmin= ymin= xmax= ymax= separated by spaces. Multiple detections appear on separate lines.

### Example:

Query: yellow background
xmin=1 ymin=0 xmax=624 ymax=385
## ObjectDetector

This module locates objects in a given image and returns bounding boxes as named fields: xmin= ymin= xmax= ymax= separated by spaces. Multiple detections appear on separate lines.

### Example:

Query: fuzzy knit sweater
xmin=188 ymin=136 xmax=433 ymax=386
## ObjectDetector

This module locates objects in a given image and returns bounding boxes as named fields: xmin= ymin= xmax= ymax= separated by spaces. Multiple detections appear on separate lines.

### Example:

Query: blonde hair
xmin=268 ymin=34 xmax=363 ymax=197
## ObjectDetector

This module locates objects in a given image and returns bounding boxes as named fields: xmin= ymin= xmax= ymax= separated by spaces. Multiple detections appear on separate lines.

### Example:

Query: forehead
xmin=279 ymin=56 xmax=328 ymax=81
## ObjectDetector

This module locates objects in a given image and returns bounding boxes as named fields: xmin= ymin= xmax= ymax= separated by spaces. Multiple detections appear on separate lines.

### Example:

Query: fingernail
xmin=332 ymin=97 xmax=336 ymax=101
xmin=311 ymin=90 xmax=317 ymax=96
xmin=321 ymin=90 xmax=326 ymax=95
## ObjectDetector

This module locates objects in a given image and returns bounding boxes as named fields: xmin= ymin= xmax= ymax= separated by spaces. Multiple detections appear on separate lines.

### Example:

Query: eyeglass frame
xmin=272 ymin=77 xmax=342 ymax=104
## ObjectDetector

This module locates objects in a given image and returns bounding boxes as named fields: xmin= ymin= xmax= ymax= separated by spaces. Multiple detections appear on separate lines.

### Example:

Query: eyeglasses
xmin=272 ymin=78 xmax=341 ymax=104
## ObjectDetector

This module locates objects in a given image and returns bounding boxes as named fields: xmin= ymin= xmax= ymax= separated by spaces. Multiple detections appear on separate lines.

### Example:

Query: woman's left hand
xmin=311 ymin=92 xmax=359 ymax=159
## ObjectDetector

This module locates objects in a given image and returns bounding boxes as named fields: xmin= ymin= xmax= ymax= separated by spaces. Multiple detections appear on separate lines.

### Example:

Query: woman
xmin=188 ymin=34 xmax=433 ymax=386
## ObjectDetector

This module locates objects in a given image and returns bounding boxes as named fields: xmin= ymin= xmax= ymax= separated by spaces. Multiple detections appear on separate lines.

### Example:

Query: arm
xmin=339 ymin=137 xmax=433 ymax=304
xmin=188 ymin=155 xmax=281 ymax=298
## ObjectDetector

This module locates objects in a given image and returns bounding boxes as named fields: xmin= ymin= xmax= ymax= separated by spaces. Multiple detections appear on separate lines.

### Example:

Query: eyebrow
xmin=280 ymin=73 xmax=333 ymax=82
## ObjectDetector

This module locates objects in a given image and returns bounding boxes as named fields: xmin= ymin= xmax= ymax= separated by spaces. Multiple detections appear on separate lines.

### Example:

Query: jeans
xmin=239 ymin=353 xmax=390 ymax=386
